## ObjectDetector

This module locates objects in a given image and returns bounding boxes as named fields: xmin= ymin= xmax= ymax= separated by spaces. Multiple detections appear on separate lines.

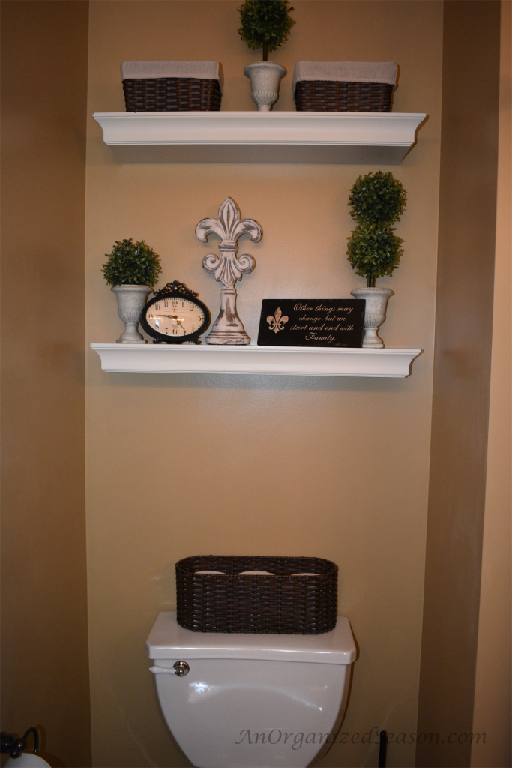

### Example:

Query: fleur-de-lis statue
xmin=267 ymin=307 xmax=289 ymax=334
xmin=196 ymin=197 xmax=262 ymax=345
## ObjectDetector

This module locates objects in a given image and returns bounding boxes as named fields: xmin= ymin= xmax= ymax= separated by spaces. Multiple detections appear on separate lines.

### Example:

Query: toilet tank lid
xmin=146 ymin=612 xmax=356 ymax=664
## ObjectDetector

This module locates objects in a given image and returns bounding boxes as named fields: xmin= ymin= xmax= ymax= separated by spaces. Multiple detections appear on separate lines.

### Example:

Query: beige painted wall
xmin=416 ymin=2 xmax=502 ymax=766
xmin=471 ymin=2 xmax=512 ymax=766
xmin=0 ymin=2 xmax=91 ymax=766
xmin=85 ymin=3 xmax=442 ymax=766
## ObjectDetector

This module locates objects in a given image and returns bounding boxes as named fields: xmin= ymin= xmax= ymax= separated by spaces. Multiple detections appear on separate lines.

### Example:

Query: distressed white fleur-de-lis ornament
xmin=196 ymin=197 xmax=262 ymax=345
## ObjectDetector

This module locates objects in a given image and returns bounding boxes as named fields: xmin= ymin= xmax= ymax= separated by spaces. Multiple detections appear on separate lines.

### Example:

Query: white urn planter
xmin=351 ymin=287 xmax=394 ymax=349
xmin=244 ymin=62 xmax=286 ymax=111
xmin=111 ymin=284 xmax=151 ymax=343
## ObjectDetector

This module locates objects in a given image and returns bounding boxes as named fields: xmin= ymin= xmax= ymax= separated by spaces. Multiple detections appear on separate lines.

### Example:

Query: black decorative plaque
xmin=257 ymin=299 xmax=366 ymax=348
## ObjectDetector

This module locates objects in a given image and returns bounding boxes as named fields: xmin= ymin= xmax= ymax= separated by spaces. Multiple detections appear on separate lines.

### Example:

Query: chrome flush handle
xmin=149 ymin=661 xmax=190 ymax=676
xmin=173 ymin=661 xmax=190 ymax=676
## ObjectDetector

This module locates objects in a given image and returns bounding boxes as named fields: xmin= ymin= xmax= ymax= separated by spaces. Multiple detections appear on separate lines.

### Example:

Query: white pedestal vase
xmin=243 ymin=62 xmax=286 ymax=111
xmin=351 ymin=287 xmax=394 ymax=349
xmin=111 ymin=285 xmax=151 ymax=343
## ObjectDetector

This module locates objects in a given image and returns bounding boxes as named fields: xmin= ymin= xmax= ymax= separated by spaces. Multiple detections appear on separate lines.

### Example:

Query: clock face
xmin=145 ymin=297 xmax=205 ymax=338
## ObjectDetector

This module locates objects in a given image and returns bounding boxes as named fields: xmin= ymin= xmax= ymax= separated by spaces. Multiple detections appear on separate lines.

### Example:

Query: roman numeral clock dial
xmin=140 ymin=281 xmax=210 ymax=344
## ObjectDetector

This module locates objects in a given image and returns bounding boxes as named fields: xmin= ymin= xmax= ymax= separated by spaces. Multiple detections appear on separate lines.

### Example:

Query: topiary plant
xmin=238 ymin=0 xmax=295 ymax=61
xmin=348 ymin=171 xmax=405 ymax=226
xmin=346 ymin=171 xmax=406 ymax=287
xmin=101 ymin=238 xmax=162 ymax=288
xmin=347 ymin=225 xmax=403 ymax=286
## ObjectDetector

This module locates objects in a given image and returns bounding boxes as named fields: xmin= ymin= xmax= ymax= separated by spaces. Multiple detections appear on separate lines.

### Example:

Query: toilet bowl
xmin=146 ymin=611 xmax=356 ymax=768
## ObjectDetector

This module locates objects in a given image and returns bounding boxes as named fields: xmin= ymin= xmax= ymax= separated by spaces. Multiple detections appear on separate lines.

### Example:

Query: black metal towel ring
xmin=1 ymin=727 xmax=40 ymax=759
xmin=378 ymin=729 xmax=388 ymax=768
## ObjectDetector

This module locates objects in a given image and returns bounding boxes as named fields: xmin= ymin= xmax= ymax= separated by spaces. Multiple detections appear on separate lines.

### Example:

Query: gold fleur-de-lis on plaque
xmin=267 ymin=307 xmax=289 ymax=334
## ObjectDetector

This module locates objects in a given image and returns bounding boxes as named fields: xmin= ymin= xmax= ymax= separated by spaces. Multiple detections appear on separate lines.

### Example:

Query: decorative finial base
xmin=206 ymin=289 xmax=250 ymax=345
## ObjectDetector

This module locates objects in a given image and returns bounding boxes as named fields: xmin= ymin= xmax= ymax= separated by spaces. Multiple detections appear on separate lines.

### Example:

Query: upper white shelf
xmin=93 ymin=111 xmax=427 ymax=164
xmin=91 ymin=344 xmax=421 ymax=378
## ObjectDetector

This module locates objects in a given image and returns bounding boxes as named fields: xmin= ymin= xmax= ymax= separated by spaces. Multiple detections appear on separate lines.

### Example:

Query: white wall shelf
xmin=90 ymin=344 xmax=421 ymax=378
xmin=93 ymin=111 xmax=427 ymax=164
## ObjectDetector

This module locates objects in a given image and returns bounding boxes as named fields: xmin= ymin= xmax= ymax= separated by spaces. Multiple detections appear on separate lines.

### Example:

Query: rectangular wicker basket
xmin=293 ymin=61 xmax=397 ymax=113
xmin=295 ymin=80 xmax=393 ymax=112
xmin=176 ymin=555 xmax=338 ymax=635
xmin=122 ymin=77 xmax=222 ymax=112
xmin=121 ymin=61 xmax=223 ymax=112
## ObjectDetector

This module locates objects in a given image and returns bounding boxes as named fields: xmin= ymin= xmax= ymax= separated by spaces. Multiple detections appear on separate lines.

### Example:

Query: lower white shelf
xmin=91 ymin=344 xmax=421 ymax=378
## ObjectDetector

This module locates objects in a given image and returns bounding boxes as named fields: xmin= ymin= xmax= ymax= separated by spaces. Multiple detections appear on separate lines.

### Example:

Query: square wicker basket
xmin=176 ymin=555 xmax=338 ymax=635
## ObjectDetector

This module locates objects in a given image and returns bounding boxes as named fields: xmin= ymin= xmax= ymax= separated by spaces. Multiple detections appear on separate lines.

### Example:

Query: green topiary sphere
xmin=347 ymin=224 xmax=403 ymax=285
xmin=238 ymin=0 xmax=295 ymax=61
xmin=349 ymin=171 xmax=406 ymax=227
xmin=101 ymin=238 xmax=162 ymax=288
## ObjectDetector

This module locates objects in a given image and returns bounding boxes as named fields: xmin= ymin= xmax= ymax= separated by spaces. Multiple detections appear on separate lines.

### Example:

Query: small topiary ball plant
xmin=101 ymin=238 xmax=162 ymax=288
xmin=238 ymin=0 xmax=295 ymax=61
xmin=347 ymin=171 xmax=406 ymax=288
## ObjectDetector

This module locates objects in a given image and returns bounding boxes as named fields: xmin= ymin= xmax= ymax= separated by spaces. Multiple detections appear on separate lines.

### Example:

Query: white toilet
xmin=146 ymin=611 xmax=356 ymax=768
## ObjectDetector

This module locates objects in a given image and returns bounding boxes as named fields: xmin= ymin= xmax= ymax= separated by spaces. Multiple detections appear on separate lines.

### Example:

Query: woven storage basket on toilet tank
xmin=176 ymin=555 xmax=337 ymax=634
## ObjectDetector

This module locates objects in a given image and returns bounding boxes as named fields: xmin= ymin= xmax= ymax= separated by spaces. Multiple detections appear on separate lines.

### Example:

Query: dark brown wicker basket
xmin=176 ymin=555 xmax=338 ymax=635
xmin=295 ymin=80 xmax=393 ymax=112
xmin=122 ymin=77 xmax=222 ymax=112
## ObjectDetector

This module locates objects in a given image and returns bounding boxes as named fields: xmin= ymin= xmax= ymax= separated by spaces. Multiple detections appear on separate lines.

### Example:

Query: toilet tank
xmin=147 ymin=611 xmax=356 ymax=768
